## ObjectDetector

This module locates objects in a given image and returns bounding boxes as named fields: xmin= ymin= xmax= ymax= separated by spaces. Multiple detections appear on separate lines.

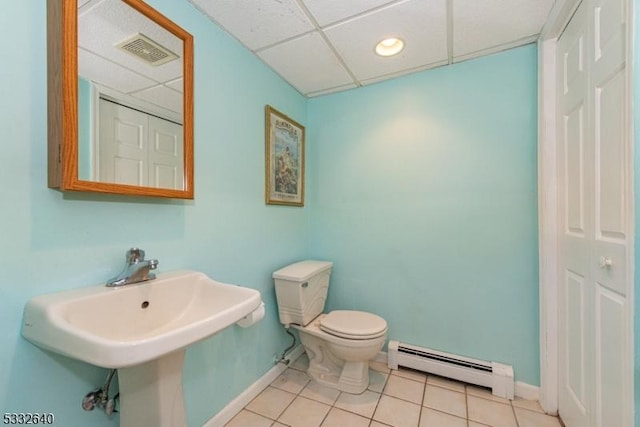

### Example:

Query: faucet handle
xmin=126 ymin=248 xmax=145 ymax=263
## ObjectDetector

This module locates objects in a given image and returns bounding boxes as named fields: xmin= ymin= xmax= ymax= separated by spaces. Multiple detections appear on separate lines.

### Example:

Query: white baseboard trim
xmin=203 ymin=345 xmax=305 ymax=427
xmin=515 ymin=381 xmax=540 ymax=401
xmin=378 ymin=350 xmax=540 ymax=402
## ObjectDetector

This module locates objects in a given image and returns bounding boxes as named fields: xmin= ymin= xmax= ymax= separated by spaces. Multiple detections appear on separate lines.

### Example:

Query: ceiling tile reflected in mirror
xmin=78 ymin=0 xmax=184 ymax=118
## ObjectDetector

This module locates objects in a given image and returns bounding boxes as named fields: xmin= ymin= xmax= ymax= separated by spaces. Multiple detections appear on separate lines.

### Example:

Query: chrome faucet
xmin=106 ymin=248 xmax=158 ymax=287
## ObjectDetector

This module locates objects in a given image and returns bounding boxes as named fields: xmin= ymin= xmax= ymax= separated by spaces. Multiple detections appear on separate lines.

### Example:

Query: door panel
xmin=148 ymin=116 xmax=183 ymax=190
xmin=593 ymin=0 xmax=625 ymax=64
xmin=99 ymin=99 xmax=148 ymax=186
xmin=557 ymin=4 xmax=591 ymax=426
xmin=564 ymin=105 xmax=585 ymax=236
xmin=594 ymin=285 xmax=625 ymax=427
xmin=595 ymin=0 xmax=620 ymax=44
xmin=565 ymin=270 xmax=586 ymax=412
xmin=595 ymin=69 xmax=625 ymax=240
xmin=113 ymin=157 xmax=144 ymax=186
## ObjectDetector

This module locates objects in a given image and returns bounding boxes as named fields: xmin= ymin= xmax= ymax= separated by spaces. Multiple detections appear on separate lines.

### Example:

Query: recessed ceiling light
xmin=375 ymin=37 xmax=405 ymax=57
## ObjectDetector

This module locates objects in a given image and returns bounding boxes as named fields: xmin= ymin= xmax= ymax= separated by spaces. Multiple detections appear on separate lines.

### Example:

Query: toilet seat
xmin=320 ymin=310 xmax=387 ymax=340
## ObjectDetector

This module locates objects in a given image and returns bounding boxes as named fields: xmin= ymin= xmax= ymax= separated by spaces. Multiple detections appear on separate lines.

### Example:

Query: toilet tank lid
xmin=273 ymin=260 xmax=333 ymax=282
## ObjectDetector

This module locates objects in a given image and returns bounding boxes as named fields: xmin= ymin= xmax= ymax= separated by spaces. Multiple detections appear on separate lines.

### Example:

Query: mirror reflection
xmin=77 ymin=0 xmax=185 ymax=190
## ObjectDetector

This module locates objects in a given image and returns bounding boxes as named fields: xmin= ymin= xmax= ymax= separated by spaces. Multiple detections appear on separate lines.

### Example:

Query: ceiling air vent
xmin=116 ymin=33 xmax=178 ymax=66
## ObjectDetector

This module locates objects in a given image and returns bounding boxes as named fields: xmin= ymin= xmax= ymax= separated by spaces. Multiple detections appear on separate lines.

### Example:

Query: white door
xmin=98 ymin=99 xmax=184 ymax=190
xmin=99 ymin=99 xmax=149 ymax=187
xmin=556 ymin=0 xmax=632 ymax=426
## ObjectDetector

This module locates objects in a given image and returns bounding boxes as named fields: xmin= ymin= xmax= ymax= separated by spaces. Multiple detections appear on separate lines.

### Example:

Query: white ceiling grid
xmin=190 ymin=0 xmax=556 ymax=97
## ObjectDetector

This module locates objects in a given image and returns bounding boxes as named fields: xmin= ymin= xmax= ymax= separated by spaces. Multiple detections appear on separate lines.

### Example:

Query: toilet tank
xmin=273 ymin=260 xmax=333 ymax=327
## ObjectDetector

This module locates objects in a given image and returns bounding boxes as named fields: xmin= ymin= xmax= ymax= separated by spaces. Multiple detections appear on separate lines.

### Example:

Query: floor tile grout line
xmin=422 ymin=405 xmax=470 ymax=422
xmin=511 ymin=402 xmax=548 ymax=416
xmin=271 ymin=374 xmax=310 ymax=425
xmin=465 ymin=388 xmax=512 ymax=406
xmin=368 ymin=384 xmax=385 ymax=425
xmin=511 ymin=401 xmax=521 ymax=427
xmin=242 ymin=407 xmax=280 ymax=423
xmin=384 ymin=378 xmax=464 ymax=408
xmin=241 ymin=385 xmax=297 ymax=422
xmin=381 ymin=388 xmax=426 ymax=409
xmin=315 ymin=401 xmax=332 ymax=427
xmin=389 ymin=370 xmax=427 ymax=384
xmin=274 ymin=394 xmax=296 ymax=424
xmin=464 ymin=382 xmax=469 ymax=427
xmin=417 ymin=380 xmax=427 ymax=427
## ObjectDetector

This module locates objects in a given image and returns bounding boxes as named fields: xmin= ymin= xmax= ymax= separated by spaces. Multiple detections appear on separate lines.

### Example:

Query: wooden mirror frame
xmin=47 ymin=0 xmax=194 ymax=199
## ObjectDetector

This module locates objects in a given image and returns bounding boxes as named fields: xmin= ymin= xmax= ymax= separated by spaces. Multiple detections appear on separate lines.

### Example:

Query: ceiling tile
xmin=324 ymin=0 xmax=447 ymax=82
xmin=191 ymin=0 xmax=314 ymax=50
xmin=132 ymin=85 xmax=183 ymax=115
xmin=301 ymin=0 xmax=396 ymax=27
xmin=453 ymin=0 xmax=555 ymax=58
xmin=78 ymin=48 xmax=156 ymax=93
xmin=258 ymin=32 xmax=354 ymax=95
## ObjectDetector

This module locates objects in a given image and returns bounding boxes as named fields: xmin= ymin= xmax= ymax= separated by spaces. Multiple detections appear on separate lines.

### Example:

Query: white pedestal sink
xmin=22 ymin=270 xmax=264 ymax=427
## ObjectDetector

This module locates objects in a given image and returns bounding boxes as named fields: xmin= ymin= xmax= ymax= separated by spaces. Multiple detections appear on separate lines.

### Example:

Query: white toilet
xmin=273 ymin=260 xmax=387 ymax=394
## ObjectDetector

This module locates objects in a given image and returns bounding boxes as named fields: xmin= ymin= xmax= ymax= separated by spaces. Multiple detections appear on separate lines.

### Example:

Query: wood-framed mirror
xmin=48 ymin=0 xmax=194 ymax=199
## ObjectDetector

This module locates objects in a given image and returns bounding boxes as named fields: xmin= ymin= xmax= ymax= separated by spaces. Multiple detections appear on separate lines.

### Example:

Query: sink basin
xmin=22 ymin=270 xmax=262 ymax=368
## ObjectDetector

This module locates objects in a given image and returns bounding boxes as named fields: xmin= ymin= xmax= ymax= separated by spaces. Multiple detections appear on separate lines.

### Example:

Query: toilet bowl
xmin=291 ymin=311 xmax=387 ymax=394
xmin=272 ymin=260 xmax=388 ymax=394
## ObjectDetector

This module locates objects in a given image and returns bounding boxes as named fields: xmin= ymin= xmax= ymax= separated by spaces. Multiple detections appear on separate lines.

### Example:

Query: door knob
xmin=599 ymin=256 xmax=613 ymax=269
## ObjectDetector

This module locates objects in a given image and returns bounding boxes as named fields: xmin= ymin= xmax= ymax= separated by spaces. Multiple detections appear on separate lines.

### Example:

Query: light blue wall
xmin=634 ymin=2 xmax=640 ymax=425
xmin=0 ymin=1 xmax=307 ymax=426
xmin=307 ymin=45 xmax=540 ymax=385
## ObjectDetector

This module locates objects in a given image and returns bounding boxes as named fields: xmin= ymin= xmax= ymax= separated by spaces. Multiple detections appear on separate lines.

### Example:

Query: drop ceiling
xmin=190 ymin=0 xmax=556 ymax=97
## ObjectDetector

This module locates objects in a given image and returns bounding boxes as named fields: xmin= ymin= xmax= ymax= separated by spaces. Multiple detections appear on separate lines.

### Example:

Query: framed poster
xmin=265 ymin=105 xmax=305 ymax=206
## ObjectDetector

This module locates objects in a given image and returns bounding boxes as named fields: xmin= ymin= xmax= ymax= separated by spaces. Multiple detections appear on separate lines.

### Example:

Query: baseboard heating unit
xmin=387 ymin=340 xmax=514 ymax=399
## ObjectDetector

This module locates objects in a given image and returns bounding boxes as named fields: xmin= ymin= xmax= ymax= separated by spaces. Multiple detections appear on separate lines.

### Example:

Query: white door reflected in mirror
xmin=97 ymin=99 xmax=183 ymax=189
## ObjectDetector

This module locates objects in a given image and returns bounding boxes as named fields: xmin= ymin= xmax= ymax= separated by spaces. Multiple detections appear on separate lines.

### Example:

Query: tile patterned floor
xmin=225 ymin=354 xmax=563 ymax=427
